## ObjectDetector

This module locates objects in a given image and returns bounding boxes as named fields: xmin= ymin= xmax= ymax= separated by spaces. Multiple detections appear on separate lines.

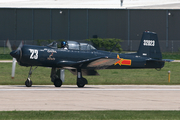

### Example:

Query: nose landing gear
xmin=25 ymin=66 xmax=38 ymax=87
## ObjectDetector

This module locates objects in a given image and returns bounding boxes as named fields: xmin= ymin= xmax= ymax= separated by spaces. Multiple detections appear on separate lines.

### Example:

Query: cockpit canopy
xmin=67 ymin=41 xmax=96 ymax=50
xmin=47 ymin=41 xmax=96 ymax=50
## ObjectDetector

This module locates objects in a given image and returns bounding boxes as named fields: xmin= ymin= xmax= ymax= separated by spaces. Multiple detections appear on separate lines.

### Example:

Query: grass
xmin=0 ymin=47 xmax=12 ymax=59
xmin=162 ymin=52 xmax=180 ymax=60
xmin=0 ymin=111 xmax=180 ymax=120
xmin=0 ymin=62 xmax=179 ymax=85
xmin=0 ymin=47 xmax=11 ymax=54
xmin=0 ymin=54 xmax=12 ymax=59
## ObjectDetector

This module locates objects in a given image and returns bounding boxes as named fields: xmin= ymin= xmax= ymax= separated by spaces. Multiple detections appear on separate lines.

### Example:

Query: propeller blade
xmin=6 ymin=39 xmax=12 ymax=51
xmin=17 ymin=41 xmax=24 ymax=51
xmin=11 ymin=58 xmax=16 ymax=79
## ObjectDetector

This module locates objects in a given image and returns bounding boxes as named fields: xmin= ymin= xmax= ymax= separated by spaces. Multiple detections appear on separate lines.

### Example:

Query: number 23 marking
xmin=29 ymin=49 xmax=38 ymax=59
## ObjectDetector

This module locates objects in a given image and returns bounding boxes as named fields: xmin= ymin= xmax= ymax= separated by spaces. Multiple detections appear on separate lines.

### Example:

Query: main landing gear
xmin=51 ymin=68 xmax=64 ymax=87
xmin=77 ymin=69 xmax=88 ymax=88
xmin=51 ymin=68 xmax=88 ymax=88
xmin=25 ymin=66 xmax=38 ymax=87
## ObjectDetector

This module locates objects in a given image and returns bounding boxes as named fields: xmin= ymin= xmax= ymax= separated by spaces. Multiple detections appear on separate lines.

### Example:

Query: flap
xmin=86 ymin=58 xmax=118 ymax=69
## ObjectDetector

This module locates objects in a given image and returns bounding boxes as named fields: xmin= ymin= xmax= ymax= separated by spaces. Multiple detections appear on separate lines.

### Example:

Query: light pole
xmin=121 ymin=0 xmax=123 ymax=7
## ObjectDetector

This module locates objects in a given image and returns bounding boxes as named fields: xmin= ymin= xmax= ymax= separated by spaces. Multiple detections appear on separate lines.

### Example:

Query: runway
xmin=0 ymin=85 xmax=180 ymax=111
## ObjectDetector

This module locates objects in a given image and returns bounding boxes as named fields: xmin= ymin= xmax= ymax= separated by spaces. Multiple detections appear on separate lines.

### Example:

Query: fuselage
xmin=12 ymin=44 xmax=164 ymax=70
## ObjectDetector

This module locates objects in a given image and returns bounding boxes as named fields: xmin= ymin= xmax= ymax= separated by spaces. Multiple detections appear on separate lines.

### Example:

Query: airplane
xmin=8 ymin=31 xmax=172 ymax=87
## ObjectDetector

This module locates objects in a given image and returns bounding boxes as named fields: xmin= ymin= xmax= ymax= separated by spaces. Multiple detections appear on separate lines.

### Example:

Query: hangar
xmin=1 ymin=0 xmax=180 ymax=52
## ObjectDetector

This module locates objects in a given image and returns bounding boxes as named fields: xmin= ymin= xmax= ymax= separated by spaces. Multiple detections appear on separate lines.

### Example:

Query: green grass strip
xmin=0 ymin=62 xmax=180 ymax=85
xmin=0 ymin=111 xmax=180 ymax=120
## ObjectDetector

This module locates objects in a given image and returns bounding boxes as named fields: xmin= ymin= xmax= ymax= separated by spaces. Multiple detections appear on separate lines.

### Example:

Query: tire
xmin=25 ymin=79 xmax=32 ymax=87
xmin=54 ymin=78 xmax=62 ymax=87
xmin=77 ymin=82 xmax=85 ymax=88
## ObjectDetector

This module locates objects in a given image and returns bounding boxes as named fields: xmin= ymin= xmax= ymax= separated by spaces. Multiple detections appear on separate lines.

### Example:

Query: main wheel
xmin=54 ymin=78 xmax=62 ymax=87
xmin=77 ymin=82 xmax=85 ymax=88
xmin=77 ymin=77 xmax=87 ymax=88
xmin=25 ymin=79 xmax=32 ymax=87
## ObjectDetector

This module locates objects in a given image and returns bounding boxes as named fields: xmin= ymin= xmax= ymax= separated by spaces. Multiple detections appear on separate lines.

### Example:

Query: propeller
xmin=6 ymin=39 xmax=12 ymax=52
xmin=6 ymin=40 xmax=23 ymax=79
xmin=11 ymin=58 xmax=16 ymax=79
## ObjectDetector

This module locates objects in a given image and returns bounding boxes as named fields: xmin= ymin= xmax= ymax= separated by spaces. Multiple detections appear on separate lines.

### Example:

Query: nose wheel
xmin=25 ymin=66 xmax=37 ymax=87
xmin=25 ymin=78 xmax=32 ymax=87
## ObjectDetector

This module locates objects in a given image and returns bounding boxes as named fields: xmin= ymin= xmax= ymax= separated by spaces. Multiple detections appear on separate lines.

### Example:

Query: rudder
xmin=137 ymin=31 xmax=162 ymax=59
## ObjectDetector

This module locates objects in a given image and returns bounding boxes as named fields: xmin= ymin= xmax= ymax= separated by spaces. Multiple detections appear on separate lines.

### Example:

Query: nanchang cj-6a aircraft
xmin=8 ymin=31 xmax=170 ymax=87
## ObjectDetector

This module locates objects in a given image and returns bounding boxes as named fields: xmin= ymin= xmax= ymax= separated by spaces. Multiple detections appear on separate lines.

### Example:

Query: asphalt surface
xmin=0 ymin=85 xmax=180 ymax=111
xmin=0 ymin=60 xmax=12 ymax=63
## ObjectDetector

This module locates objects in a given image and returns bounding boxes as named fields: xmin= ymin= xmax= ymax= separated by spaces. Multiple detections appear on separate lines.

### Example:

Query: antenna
xmin=110 ymin=42 xmax=119 ymax=52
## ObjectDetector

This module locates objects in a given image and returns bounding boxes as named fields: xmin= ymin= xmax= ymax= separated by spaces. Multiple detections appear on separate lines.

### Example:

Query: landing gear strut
xmin=25 ymin=66 xmax=38 ymax=87
xmin=77 ymin=69 xmax=88 ymax=88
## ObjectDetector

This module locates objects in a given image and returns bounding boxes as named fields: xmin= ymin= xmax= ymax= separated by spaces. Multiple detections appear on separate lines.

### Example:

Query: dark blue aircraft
xmin=9 ymin=31 xmax=171 ymax=87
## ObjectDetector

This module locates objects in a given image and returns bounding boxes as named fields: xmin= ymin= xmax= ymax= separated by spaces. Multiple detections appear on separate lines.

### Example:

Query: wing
xmin=67 ymin=57 xmax=118 ymax=76
xmin=57 ymin=56 xmax=118 ymax=69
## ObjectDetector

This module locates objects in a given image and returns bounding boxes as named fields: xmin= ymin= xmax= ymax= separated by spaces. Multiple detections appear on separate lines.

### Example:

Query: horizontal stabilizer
xmin=162 ymin=59 xmax=174 ymax=62
xmin=146 ymin=58 xmax=174 ymax=62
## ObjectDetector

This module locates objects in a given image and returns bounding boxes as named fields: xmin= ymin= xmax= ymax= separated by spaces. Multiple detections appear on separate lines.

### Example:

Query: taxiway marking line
xmin=0 ymin=89 xmax=180 ymax=91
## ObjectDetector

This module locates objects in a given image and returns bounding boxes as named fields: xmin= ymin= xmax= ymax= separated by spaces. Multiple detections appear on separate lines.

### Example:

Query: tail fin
xmin=137 ymin=31 xmax=162 ymax=59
